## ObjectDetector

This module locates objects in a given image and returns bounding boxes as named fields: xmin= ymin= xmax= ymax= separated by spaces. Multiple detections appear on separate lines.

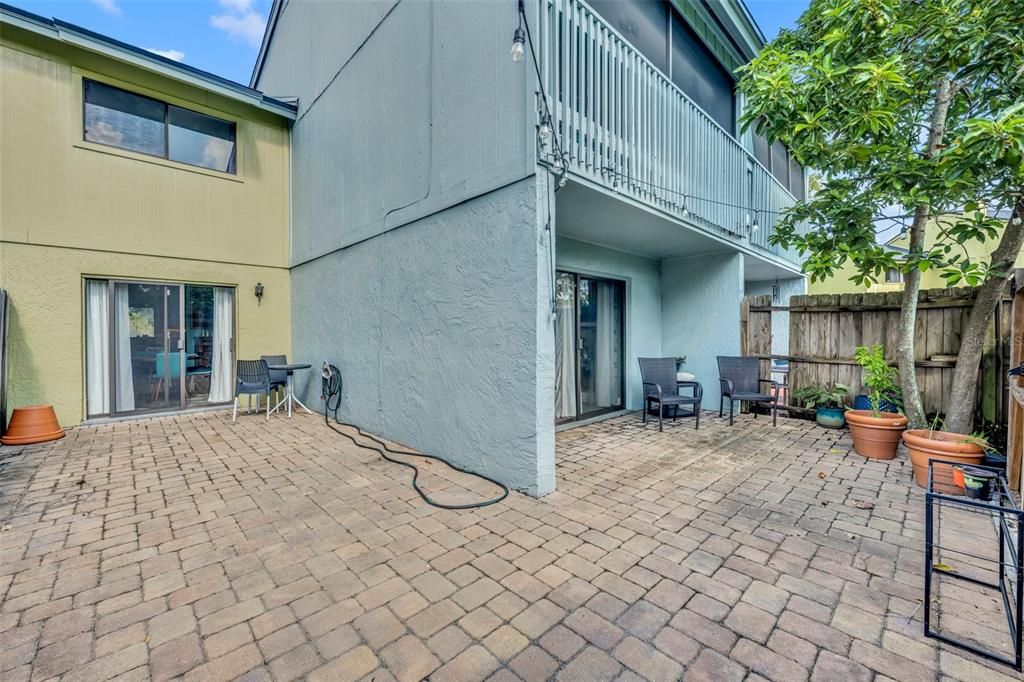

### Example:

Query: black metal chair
xmin=717 ymin=356 xmax=778 ymax=426
xmin=261 ymin=354 xmax=288 ymax=403
xmin=638 ymin=357 xmax=702 ymax=432
xmin=233 ymin=359 xmax=271 ymax=422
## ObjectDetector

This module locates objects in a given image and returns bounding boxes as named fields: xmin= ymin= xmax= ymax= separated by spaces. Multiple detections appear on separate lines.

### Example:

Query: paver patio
xmin=0 ymin=410 xmax=1018 ymax=681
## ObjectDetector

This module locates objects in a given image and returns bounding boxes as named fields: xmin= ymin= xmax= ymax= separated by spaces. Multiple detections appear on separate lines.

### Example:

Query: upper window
xmin=884 ymin=267 xmax=903 ymax=284
xmin=84 ymin=79 xmax=237 ymax=174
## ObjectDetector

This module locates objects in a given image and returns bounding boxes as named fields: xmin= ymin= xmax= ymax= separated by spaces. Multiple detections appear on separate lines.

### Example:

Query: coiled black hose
xmin=320 ymin=363 xmax=509 ymax=510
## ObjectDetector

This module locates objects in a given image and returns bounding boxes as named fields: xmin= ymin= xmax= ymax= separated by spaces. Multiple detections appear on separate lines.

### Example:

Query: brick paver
xmin=1 ymin=409 xmax=1019 ymax=681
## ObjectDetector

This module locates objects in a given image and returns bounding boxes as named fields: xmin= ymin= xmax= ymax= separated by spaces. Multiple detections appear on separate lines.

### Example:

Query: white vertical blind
xmin=208 ymin=287 xmax=234 ymax=403
xmin=85 ymin=280 xmax=110 ymax=416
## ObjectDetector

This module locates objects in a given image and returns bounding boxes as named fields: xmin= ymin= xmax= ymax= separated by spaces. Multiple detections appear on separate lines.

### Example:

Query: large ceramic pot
xmin=815 ymin=407 xmax=846 ymax=429
xmin=902 ymin=429 xmax=985 ymax=492
xmin=1 ymin=405 xmax=65 ymax=446
xmin=852 ymin=394 xmax=900 ymax=413
xmin=846 ymin=410 xmax=908 ymax=460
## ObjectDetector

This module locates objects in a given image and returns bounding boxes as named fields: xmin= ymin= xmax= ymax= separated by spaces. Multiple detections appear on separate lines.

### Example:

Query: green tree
xmin=738 ymin=0 xmax=1024 ymax=433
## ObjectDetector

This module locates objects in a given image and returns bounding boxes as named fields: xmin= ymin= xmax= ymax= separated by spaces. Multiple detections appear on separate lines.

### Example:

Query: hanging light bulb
xmin=681 ymin=196 xmax=689 ymax=218
xmin=538 ymin=112 xmax=552 ymax=144
xmin=511 ymin=26 xmax=526 ymax=63
xmin=558 ymin=174 xmax=567 ymax=188
xmin=751 ymin=211 xmax=760 ymax=232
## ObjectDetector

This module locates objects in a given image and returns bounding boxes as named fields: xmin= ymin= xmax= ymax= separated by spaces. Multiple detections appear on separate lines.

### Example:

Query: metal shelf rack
xmin=924 ymin=459 xmax=1023 ymax=671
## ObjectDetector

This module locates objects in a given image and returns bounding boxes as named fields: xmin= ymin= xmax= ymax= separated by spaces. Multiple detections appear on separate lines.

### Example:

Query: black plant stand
xmin=924 ymin=459 xmax=1023 ymax=671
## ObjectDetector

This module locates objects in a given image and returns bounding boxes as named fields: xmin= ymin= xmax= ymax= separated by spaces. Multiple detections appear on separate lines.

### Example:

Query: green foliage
xmin=854 ymin=345 xmax=903 ymax=414
xmin=792 ymin=383 xmax=850 ymax=409
xmin=737 ymin=0 xmax=1024 ymax=287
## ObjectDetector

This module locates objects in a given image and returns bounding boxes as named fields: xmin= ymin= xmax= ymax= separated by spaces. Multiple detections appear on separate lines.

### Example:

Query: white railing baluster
xmin=538 ymin=0 xmax=808 ymax=262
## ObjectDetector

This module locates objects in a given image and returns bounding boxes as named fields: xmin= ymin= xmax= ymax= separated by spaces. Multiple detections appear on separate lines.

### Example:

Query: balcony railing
xmin=536 ymin=0 xmax=805 ymax=266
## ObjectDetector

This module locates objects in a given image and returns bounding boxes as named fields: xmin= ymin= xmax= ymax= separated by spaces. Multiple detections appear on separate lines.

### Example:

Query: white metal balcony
xmin=536 ymin=0 xmax=806 ymax=268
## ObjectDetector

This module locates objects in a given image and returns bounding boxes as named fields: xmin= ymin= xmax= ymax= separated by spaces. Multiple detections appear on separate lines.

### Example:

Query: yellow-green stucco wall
xmin=0 ymin=243 xmax=291 ymax=426
xmin=808 ymin=219 xmax=1024 ymax=295
xmin=1 ymin=25 xmax=292 ymax=426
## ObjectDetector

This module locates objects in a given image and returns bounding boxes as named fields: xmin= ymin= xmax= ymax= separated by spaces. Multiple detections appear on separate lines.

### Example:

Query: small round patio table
xmin=267 ymin=363 xmax=313 ymax=418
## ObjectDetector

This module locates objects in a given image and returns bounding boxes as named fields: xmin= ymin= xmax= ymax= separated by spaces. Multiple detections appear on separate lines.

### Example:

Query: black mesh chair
xmin=233 ymin=359 xmax=271 ymax=422
xmin=638 ymin=357 xmax=702 ymax=432
xmin=261 ymin=354 xmax=288 ymax=403
xmin=717 ymin=356 xmax=778 ymax=426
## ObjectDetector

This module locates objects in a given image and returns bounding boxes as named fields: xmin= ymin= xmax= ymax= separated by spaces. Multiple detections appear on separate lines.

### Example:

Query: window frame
xmin=884 ymin=267 xmax=904 ymax=284
xmin=77 ymin=74 xmax=241 ymax=179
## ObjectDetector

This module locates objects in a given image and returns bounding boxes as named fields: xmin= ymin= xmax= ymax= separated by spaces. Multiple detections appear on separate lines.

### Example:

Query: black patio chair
xmin=638 ymin=357 xmax=702 ymax=432
xmin=233 ymin=359 xmax=271 ymax=422
xmin=261 ymin=354 xmax=288 ymax=403
xmin=717 ymin=356 xmax=778 ymax=426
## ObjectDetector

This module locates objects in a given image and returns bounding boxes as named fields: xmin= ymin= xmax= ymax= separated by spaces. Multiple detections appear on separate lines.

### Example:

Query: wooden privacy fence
xmin=742 ymin=287 xmax=1012 ymax=430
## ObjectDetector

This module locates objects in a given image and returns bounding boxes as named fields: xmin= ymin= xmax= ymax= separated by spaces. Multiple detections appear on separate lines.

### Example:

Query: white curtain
xmin=85 ymin=280 xmax=110 ymax=416
xmin=594 ymin=281 xmax=622 ymax=408
xmin=555 ymin=274 xmax=577 ymax=419
xmin=113 ymin=285 xmax=135 ymax=412
xmin=208 ymin=287 xmax=234 ymax=402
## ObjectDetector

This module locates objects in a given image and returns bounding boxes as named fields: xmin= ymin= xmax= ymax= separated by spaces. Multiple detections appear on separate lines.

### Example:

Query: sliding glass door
xmin=85 ymin=279 xmax=234 ymax=418
xmin=555 ymin=271 xmax=625 ymax=423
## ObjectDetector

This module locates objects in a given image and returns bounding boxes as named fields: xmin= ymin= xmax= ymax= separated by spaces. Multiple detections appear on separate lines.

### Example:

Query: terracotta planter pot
xmin=845 ymin=410 xmax=908 ymax=460
xmin=1 ymin=405 xmax=65 ymax=446
xmin=902 ymin=429 xmax=985 ymax=492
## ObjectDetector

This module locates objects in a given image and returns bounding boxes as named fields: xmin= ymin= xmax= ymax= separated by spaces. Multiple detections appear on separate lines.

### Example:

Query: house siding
xmin=290 ymin=178 xmax=554 ymax=496
xmin=0 ymin=40 xmax=290 ymax=268
xmin=0 ymin=28 xmax=292 ymax=427
xmin=0 ymin=243 xmax=290 ymax=426
xmin=259 ymin=0 xmax=556 ymax=494
xmin=256 ymin=0 xmax=533 ymax=267
xmin=662 ymin=252 xmax=745 ymax=409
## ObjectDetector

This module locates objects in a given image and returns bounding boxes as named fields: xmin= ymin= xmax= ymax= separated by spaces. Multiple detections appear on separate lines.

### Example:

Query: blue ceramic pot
xmin=852 ymin=394 xmax=899 ymax=413
xmin=816 ymin=407 xmax=846 ymax=429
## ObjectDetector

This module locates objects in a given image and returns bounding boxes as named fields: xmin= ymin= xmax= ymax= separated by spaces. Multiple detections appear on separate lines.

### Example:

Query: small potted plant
xmin=675 ymin=355 xmax=695 ymax=382
xmin=846 ymin=345 xmax=908 ymax=459
xmin=792 ymin=383 xmax=850 ymax=429
xmin=902 ymin=420 xmax=987 ymax=491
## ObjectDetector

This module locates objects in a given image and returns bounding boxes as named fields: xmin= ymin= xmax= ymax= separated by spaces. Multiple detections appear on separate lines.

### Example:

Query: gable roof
xmin=249 ymin=0 xmax=771 ymax=90
xmin=1 ymin=2 xmax=296 ymax=120
xmin=250 ymin=0 xmax=284 ymax=89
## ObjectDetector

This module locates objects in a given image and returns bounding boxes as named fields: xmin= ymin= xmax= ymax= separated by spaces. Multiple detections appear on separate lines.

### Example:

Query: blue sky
xmin=13 ymin=0 xmax=809 ymax=86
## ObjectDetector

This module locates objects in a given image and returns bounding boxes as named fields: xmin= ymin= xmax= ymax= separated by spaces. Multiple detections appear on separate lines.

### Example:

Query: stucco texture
xmin=0 ymin=243 xmax=290 ymax=426
xmin=289 ymin=179 xmax=553 ymax=496
xmin=662 ymin=252 xmax=744 ymax=409
xmin=0 ymin=40 xmax=290 ymax=269
xmin=257 ymin=0 xmax=531 ymax=267
xmin=555 ymin=237 xmax=663 ymax=411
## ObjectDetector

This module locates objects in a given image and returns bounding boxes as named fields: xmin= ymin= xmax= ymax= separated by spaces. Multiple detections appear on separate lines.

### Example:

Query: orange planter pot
xmin=902 ymin=429 xmax=985 ymax=493
xmin=1 ymin=405 xmax=65 ymax=446
xmin=845 ymin=410 xmax=908 ymax=460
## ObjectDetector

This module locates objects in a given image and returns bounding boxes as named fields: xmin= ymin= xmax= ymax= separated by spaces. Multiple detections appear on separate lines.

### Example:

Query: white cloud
xmin=146 ymin=48 xmax=186 ymax=62
xmin=91 ymin=0 xmax=121 ymax=15
xmin=210 ymin=0 xmax=266 ymax=48
xmin=219 ymin=0 xmax=255 ymax=12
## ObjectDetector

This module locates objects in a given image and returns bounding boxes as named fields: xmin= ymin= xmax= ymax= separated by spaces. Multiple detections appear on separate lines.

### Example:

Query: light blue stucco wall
xmin=258 ymin=0 xmax=558 ymax=495
xmin=555 ymin=237 xmax=663 ymax=411
xmin=290 ymin=179 xmax=554 ymax=496
xmin=745 ymin=277 xmax=806 ymax=356
xmin=256 ymin=0 xmax=534 ymax=266
xmin=662 ymin=252 xmax=745 ymax=409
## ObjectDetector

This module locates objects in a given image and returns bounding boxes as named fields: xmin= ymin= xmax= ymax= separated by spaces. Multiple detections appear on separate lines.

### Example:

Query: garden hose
xmin=319 ymin=362 xmax=509 ymax=510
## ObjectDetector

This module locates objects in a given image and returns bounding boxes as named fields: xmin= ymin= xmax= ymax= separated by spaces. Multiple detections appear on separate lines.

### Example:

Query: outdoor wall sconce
xmin=254 ymin=282 xmax=264 ymax=306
